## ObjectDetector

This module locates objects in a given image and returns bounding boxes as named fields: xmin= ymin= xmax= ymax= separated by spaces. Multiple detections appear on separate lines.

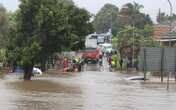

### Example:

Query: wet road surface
xmin=1 ymin=65 xmax=176 ymax=110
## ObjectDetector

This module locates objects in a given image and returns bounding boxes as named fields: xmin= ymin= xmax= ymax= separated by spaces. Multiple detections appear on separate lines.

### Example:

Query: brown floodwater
xmin=1 ymin=65 xmax=176 ymax=110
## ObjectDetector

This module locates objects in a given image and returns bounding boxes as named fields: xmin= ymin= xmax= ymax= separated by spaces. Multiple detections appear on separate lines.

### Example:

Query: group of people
xmin=63 ymin=57 xmax=83 ymax=72
xmin=63 ymin=51 xmax=138 ymax=72
xmin=107 ymin=52 xmax=139 ymax=71
xmin=97 ymin=51 xmax=118 ymax=71
xmin=106 ymin=52 xmax=118 ymax=71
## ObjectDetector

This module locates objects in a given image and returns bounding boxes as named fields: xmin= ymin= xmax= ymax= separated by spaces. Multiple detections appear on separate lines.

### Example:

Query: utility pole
xmin=167 ymin=0 xmax=173 ymax=91
xmin=167 ymin=0 xmax=173 ymax=47
xmin=132 ymin=21 xmax=135 ymax=68
xmin=118 ymin=15 xmax=135 ymax=68
xmin=109 ymin=13 xmax=113 ymax=43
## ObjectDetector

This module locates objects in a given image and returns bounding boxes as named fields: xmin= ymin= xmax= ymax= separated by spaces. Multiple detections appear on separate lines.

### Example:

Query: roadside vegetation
xmin=94 ymin=2 xmax=155 ymax=58
xmin=0 ymin=0 xmax=94 ymax=80
xmin=1 ymin=1 xmax=176 ymax=79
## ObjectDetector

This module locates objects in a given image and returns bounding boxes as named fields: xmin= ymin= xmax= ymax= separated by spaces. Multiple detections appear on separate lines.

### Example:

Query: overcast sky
xmin=1 ymin=0 xmax=176 ymax=23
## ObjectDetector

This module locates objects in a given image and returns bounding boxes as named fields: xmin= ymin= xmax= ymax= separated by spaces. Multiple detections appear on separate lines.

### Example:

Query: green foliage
xmin=120 ymin=2 xmax=153 ymax=29
xmin=0 ymin=49 xmax=6 ymax=62
xmin=20 ymin=41 xmax=41 ymax=66
xmin=143 ymin=38 xmax=160 ymax=47
xmin=94 ymin=3 xmax=120 ymax=35
xmin=113 ymin=26 xmax=145 ymax=58
xmin=0 ymin=4 xmax=8 ymax=48
xmin=113 ymin=24 xmax=159 ymax=58
xmin=142 ymin=24 xmax=154 ymax=38
xmin=6 ymin=0 xmax=93 ymax=77
xmin=110 ymin=2 xmax=154 ymax=59
xmin=94 ymin=2 xmax=153 ymax=36
xmin=35 ymin=0 xmax=93 ymax=54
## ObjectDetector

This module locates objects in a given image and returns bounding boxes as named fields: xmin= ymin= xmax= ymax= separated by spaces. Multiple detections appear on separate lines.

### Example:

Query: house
xmin=153 ymin=23 xmax=176 ymax=46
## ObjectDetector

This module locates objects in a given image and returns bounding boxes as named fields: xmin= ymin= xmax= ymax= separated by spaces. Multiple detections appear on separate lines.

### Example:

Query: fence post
xmin=175 ymin=49 xmax=176 ymax=82
xmin=175 ymin=72 xmax=176 ymax=83
xmin=167 ymin=72 xmax=170 ymax=90
xmin=144 ymin=48 xmax=147 ymax=81
xmin=161 ymin=48 xmax=164 ymax=82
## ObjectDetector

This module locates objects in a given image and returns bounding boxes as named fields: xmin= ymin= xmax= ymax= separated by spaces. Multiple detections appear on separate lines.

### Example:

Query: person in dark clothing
xmin=99 ymin=55 xmax=103 ymax=66
xmin=119 ymin=59 xmax=123 ymax=69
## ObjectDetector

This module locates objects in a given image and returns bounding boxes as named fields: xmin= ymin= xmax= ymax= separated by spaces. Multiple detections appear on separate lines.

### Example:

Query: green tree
xmin=142 ymin=24 xmax=154 ymax=38
xmin=94 ymin=3 xmax=120 ymax=35
xmin=120 ymin=2 xmax=152 ymax=29
xmin=114 ymin=26 xmax=145 ymax=58
xmin=35 ymin=0 xmax=93 ymax=68
xmin=0 ymin=4 xmax=8 ymax=48
xmin=6 ymin=0 xmax=93 ymax=80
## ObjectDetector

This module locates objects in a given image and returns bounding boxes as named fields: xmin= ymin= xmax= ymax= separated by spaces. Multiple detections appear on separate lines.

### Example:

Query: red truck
xmin=82 ymin=47 xmax=100 ymax=64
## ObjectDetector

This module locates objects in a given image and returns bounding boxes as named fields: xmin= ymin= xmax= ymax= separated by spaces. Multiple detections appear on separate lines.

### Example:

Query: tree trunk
xmin=23 ymin=65 xmax=33 ymax=80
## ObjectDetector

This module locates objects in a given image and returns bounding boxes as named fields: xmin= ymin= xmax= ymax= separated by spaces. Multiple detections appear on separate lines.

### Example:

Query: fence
xmin=139 ymin=47 xmax=176 ymax=82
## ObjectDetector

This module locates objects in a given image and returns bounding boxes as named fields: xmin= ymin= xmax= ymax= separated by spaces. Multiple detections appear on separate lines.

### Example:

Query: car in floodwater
xmin=32 ymin=67 xmax=42 ymax=75
xmin=13 ymin=66 xmax=42 ymax=75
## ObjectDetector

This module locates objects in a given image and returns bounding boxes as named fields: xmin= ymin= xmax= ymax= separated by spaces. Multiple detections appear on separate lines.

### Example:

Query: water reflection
xmin=1 ymin=69 xmax=176 ymax=110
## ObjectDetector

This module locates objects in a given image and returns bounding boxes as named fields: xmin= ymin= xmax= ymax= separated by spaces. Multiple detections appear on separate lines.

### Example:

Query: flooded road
xmin=1 ymin=66 xmax=176 ymax=110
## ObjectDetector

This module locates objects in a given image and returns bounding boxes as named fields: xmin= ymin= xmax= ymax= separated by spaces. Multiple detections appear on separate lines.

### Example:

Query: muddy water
xmin=1 ymin=67 xmax=176 ymax=110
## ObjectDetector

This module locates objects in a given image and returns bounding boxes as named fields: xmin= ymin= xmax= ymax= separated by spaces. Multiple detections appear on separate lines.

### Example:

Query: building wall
xmin=153 ymin=25 xmax=170 ymax=39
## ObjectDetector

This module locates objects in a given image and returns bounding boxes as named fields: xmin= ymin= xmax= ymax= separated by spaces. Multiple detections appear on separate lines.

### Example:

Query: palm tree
xmin=120 ymin=2 xmax=144 ymax=26
xmin=119 ymin=2 xmax=144 ymax=68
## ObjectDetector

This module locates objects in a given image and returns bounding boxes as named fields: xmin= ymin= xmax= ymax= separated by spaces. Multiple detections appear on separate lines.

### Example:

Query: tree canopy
xmin=109 ymin=2 xmax=154 ymax=59
xmin=0 ymin=4 xmax=8 ymax=48
xmin=94 ymin=3 xmax=120 ymax=35
xmin=120 ymin=2 xmax=153 ymax=29
xmin=94 ymin=2 xmax=153 ymax=36
xmin=6 ymin=0 xmax=94 ymax=80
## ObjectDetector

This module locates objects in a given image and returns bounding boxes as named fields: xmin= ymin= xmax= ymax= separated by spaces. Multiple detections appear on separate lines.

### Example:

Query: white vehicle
xmin=102 ymin=43 xmax=113 ymax=54
xmin=32 ymin=67 xmax=42 ymax=75
xmin=97 ymin=36 xmax=105 ymax=44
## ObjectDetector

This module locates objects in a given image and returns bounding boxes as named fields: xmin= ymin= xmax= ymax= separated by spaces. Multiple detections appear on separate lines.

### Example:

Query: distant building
xmin=153 ymin=23 xmax=176 ymax=45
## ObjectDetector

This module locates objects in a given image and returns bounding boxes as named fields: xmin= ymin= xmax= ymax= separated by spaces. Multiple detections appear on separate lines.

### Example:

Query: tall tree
xmin=111 ymin=2 xmax=154 ymax=63
xmin=36 ymin=0 xmax=93 ymax=67
xmin=120 ymin=2 xmax=152 ymax=29
xmin=6 ymin=0 xmax=93 ymax=80
xmin=114 ymin=26 xmax=145 ymax=58
xmin=0 ymin=4 xmax=8 ymax=48
xmin=94 ymin=3 xmax=120 ymax=35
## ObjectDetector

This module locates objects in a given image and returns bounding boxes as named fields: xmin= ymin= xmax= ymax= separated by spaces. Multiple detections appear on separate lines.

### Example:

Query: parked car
xmin=13 ymin=66 xmax=42 ymax=75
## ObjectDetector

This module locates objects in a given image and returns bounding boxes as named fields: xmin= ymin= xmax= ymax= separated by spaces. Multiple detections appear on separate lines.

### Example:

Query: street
xmin=1 ymin=0 xmax=176 ymax=110
xmin=1 ymin=68 xmax=176 ymax=110
xmin=0 ymin=35 xmax=176 ymax=110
